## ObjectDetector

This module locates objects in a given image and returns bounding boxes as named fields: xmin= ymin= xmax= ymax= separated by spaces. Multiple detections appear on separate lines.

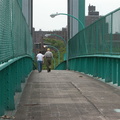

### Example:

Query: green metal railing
xmin=0 ymin=56 xmax=33 ymax=115
xmin=17 ymin=0 xmax=22 ymax=7
xmin=68 ymin=8 xmax=120 ymax=57
xmin=55 ymin=61 xmax=66 ymax=70
xmin=56 ymin=8 xmax=120 ymax=86
xmin=0 ymin=0 xmax=33 ymax=115
xmin=68 ymin=55 xmax=120 ymax=85
xmin=0 ymin=0 xmax=33 ymax=63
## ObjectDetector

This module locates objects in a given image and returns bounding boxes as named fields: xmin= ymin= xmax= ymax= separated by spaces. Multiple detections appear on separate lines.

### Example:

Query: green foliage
xmin=44 ymin=38 xmax=66 ymax=69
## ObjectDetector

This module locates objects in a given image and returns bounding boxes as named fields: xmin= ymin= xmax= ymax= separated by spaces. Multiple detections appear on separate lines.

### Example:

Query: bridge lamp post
xmin=50 ymin=12 xmax=85 ymax=69
xmin=44 ymin=45 xmax=60 ymax=65
xmin=50 ymin=12 xmax=85 ymax=29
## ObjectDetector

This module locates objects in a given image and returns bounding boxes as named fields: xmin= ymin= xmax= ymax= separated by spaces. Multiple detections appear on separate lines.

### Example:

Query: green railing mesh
xmin=0 ymin=0 xmax=33 ymax=63
xmin=68 ymin=8 xmax=120 ymax=59
xmin=17 ymin=0 xmax=22 ymax=8
xmin=0 ymin=0 xmax=33 ymax=115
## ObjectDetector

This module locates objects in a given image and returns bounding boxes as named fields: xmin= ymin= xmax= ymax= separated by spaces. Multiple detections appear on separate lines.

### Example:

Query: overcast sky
xmin=33 ymin=0 xmax=120 ymax=31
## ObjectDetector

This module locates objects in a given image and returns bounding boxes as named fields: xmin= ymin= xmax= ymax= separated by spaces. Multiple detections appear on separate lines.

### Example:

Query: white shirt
xmin=36 ymin=53 xmax=44 ymax=61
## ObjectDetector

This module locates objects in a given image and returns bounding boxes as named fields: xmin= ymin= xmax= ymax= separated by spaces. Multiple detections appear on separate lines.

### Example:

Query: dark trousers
xmin=46 ymin=58 xmax=52 ymax=72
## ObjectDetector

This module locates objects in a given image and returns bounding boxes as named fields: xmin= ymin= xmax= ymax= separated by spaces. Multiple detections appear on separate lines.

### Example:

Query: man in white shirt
xmin=36 ymin=51 xmax=44 ymax=72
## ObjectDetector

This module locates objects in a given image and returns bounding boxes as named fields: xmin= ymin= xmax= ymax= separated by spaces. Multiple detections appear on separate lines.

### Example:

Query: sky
xmin=33 ymin=0 xmax=120 ymax=31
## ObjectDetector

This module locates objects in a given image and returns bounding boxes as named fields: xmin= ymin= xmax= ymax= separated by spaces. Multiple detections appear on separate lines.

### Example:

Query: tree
xmin=44 ymin=38 xmax=66 ymax=69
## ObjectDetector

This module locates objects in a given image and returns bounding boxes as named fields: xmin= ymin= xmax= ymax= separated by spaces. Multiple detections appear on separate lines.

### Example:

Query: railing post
xmin=0 ymin=72 xmax=4 ymax=115
xmin=6 ymin=66 xmax=15 ymax=110
xmin=117 ymin=59 xmax=120 ymax=86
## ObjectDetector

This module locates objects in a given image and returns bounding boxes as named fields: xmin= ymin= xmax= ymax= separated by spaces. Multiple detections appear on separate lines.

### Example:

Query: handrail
xmin=0 ymin=56 xmax=33 ymax=115
xmin=68 ymin=54 xmax=120 ymax=60
xmin=0 ymin=55 xmax=33 ymax=71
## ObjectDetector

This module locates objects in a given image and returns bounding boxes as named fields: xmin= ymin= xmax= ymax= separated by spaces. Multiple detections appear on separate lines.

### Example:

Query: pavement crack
xmin=24 ymin=103 xmax=40 ymax=106
xmin=70 ymin=82 xmax=108 ymax=120
xmin=19 ymin=103 xmax=40 ymax=107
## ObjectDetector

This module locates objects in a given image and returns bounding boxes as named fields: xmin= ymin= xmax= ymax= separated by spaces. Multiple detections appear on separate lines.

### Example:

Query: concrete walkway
xmin=14 ymin=70 xmax=120 ymax=120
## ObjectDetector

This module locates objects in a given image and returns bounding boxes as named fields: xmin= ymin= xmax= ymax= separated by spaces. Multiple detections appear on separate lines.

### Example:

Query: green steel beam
xmin=78 ymin=0 xmax=85 ymax=31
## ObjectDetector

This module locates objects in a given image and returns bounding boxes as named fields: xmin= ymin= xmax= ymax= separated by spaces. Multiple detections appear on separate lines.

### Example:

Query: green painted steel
xmin=68 ymin=8 xmax=120 ymax=58
xmin=78 ymin=0 xmax=85 ymax=31
xmin=0 ymin=56 xmax=33 ymax=115
xmin=67 ymin=55 xmax=120 ymax=86
xmin=17 ymin=0 xmax=22 ymax=7
xmin=0 ymin=72 xmax=4 ymax=115
xmin=0 ymin=0 xmax=33 ymax=63
xmin=56 ymin=8 xmax=120 ymax=87
xmin=56 ymin=8 xmax=120 ymax=84
xmin=55 ymin=61 xmax=66 ymax=70
xmin=56 ymin=54 xmax=120 ymax=86
xmin=0 ymin=0 xmax=33 ymax=116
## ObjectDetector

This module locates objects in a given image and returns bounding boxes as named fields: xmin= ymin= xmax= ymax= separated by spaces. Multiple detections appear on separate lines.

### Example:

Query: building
xmin=85 ymin=4 xmax=102 ymax=27
xmin=68 ymin=1 xmax=102 ymax=39
xmin=33 ymin=28 xmax=67 ymax=54
xmin=33 ymin=3 xmax=102 ymax=54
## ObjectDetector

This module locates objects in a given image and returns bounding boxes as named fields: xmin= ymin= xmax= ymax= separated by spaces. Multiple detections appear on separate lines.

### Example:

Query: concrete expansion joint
xmin=71 ymin=82 xmax=107 ymax=119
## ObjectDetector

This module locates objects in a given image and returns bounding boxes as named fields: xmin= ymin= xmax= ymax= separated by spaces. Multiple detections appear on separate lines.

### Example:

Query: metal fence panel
xmin=68 ymin=8 xmax=120 ymax=59
xmin=0 ymin=0 xmax=33 ymax=63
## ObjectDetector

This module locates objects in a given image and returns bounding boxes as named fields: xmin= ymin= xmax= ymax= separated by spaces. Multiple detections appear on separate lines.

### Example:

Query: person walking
xmin=36 ymin=51 xmax=44 ymax=73
xmin=44 ymin=48 xmax=53 ymax=72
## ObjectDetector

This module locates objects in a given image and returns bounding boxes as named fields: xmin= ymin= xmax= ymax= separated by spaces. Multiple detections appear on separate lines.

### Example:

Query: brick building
xmin=33 ymin=4 xmax=102 ymax=54
xmin=33 ymin=27 xmax=67 ymax=54
xmin=85 ymin=4 xmax=102 ymax=27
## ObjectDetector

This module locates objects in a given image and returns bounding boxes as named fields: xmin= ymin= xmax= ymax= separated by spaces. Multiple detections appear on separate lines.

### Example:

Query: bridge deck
xmin=13 ymin=70 xmax=120 ymax=120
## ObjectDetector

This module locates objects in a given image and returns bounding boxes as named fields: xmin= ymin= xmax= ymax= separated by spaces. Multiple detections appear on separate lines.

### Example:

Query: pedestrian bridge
xmin=0 ymin=1 xmax=120 ymax=119
xmin=2 ymin=70 xmax=120 ymax=120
